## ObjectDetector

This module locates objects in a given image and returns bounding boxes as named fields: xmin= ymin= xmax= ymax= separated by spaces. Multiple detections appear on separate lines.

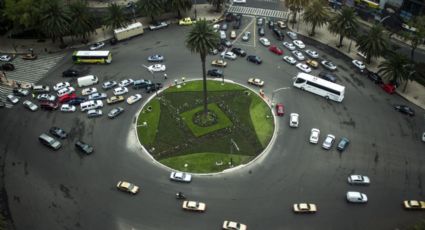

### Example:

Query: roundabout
xmin=0 ymin=17 xmax=424 ymax=230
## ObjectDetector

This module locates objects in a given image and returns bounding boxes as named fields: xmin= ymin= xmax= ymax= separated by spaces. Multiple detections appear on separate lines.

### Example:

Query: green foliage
xmin=137 ymin=0 xmax=164 ymax=21
xmin=401 ymin=15 xmax=425 ymax=61
xmin=166 ymin=81 xmax=244 ymax=93
xmin=39 ymin=0 xmax=71 ymax=44
xmin=137 ymin=98 xmax=161 ymax=146
xmin=159 ymin=152 xmax=253 ymax=173
xmin=186 ymin=19 xmax=220 ymax=59
xmin=104 ymin=3 xmax=129 ymax=30
xmin=284 ymin=0 xmax=309 ymax=26
xmin=356 ymin=24 xmax=389 ymax=64
xmin=180 ymin=103 xmax=233 ymax=137
xmin=167 ymin=0 xmax=192 ymax=18
xmin=302 ymin=0 xmax=329 ymax=36
xmin=68 ymin=0 xmax=96 ymax=40
xmin=250 ymin=95 xmax=273 ymax=147
xmin=3 ymin=0 xmax=43 ymax=29
xmin=207 ymin=0 xmax=225 ymax=12
xmin=378 ymin=53 xmax=411 ymax=85
xmin=328 ymin=7 xmax=359 ymax=47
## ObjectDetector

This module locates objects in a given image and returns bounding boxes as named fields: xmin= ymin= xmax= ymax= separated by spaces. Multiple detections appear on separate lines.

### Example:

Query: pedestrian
xmin=164 ymin=73 xmax=167 ymax=80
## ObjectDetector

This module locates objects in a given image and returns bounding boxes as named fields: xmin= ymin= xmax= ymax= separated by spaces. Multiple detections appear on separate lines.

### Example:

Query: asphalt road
xmin=1 ymin=16 xmax=425 ymax=230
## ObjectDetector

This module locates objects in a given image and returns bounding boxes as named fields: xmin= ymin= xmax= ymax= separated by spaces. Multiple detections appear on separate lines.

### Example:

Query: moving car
xmin=394 ymin=105 xmax=415 ymax=116
xmin=220 ymin=23 xmax=228 ymax=30
xmin=53 ymin=82 xmax=70 ymax=91
xmin=306 ymin=59 xmax=319 ymax=68
xmin=272 ymin=28 xmax=284 ymax=41
xmin=318 ymin=71 xmax=337 ymax=83
xmin=36 ymin=94 xmax=56 ymax=102
xmin=32 ymin=85 xmax=50 ymax=94
xmin=7 ymin=95 xmax=19 ymax=104
xmin=81 ymin=87 xmax=97 ymax=96
xmin=275 ymin=103 xmax=284 ymax=116
xmin=309 ymin=128 xmax=320 ymax=144
xmin=221 ymin=51 xmax=237 ymax=60
xmin=108 ymin=107 xmax=124 ymax=119
xmin=287 ymin=31 xmax=297 ymax=40
xmin=259 ymin=37 xmax=270 ymax=46
xmin=75 ymin=140 xmax=94 ymax=154
xmin=88 ymin=92 xmax=107 ymax=100
xmin=89 ymin=42 xmax=105 ymax=50
xmin=256 ymin=17 xmax=263 ymax=26
xmin=56 ymin=87 xmax=76 ymax=97
xmin=170 ymin=171 xmax=192 ymax=182
xmin=221 ymin=39 xmax=232 ymax=48
xmin=182 ymin=201 xmax=206 ymax=212
xmin=49 ymin=127 xmax=68 ymax=139
xmin=381 ymin=83 xmax=396 ymax=94
xmin=119 ymin=79 xmax=134 ymax=87
xmin=293 ymin=40 xmax=305 ymax=49
xmin=283 ymin=41 xmax=296 ymax=51
xmin=276 ymin=20 xmax=287 ymax=29
xmin=62 ymin=69 xmax=79 ymax=77
xmin=58 ymin=93 xmax=77 ymax=104
xmin=293 ymin=203 xmax=317 ymax=213
xmin=145 ymin=83 xmax=163 ymax=93
xmin=23 ymin=100 xmax=38 ymax=111
xmin=148 ymin=21 xmax=168 ymax=30
xmin=147 ymin=54 xmax=164 ymax=62
xmin=289 ymin=113 xmax=299 ymax=127
xmin=246 ymin=55 xmax=262 ymax=64
xmin=242 ymin=31 xmax=250 ymax=41
xmin=230 ymin=30 xmax=237 ymax=39
xmin=87 ymin=109 xmax=102 ymax=118
xmin=403 ymin=200 xmax=425 ymax=210
xmin=337 ymin=137 xmax=350 ymax=151
xmin=40 ymin=101 xmax=59 ymax=110
xmin=67 ymin=97 xmax=86 ymax=105
xmin=292 ymin=50 xmax=305 ymax=61
xmin=352 ymin=59 xmax=366 ymax=70
xmin=102 ymin=80 xmax=118 ymax=90
xmin=207 ymin=69 xmax=224 ymax=77
xmin=248 ymin=78 xmax=264 ymax=87
xmin=269 ymin=45 xmax=283 ymax=55
xmin=346 ymin=191 xmax=368 ymax=203
xmin=148 ymin=64 xmax=166 ymax=72
xmin=13 ymin=88 xmax=30 ymax=96
xmin=258 ymin=27 xmax=265 ymax=36
xmin=296 ymin=63 xmax=311 ymax=73
xmin=113 ymin=86 xmax=129 ymax=96
xmin=283 ymin=56 xmax=297 ymax=65
xmin=211 ymin=59 xmax=227 ymax=67
xmin=126 ymin=94 xmax=142 ymax=104
xmin=38 ymin=133 xmax=61 ymax=150
xmin=322 ymin=134 xmax=335 ymax=149
xmin=106 ymin=95 xmax=125 ymax=104
xmin=233 ymin=0 xmax=246 ymax=3
xmin=179 ymin=17 xmax=195 ymax=25
xmin=321 ymin=60 xmax=337 ymax=71
xmin=422 ymin=132 xmax=425 ymax=142
xmin=60 ymin=104 xmax=76 ymax=112
xmin=367 ymin=72 xmax=383 ymax=84
xmin=305 ymin=49 xmax=319 ymax=58
xmin=116 ymin=181 xmax=139 ymax=194
xmin=222 ymin=221 xmax=247 ymax=230
xmin=231 ymin=47 xmax=247 ymax=57
xmin=347 ymin=175 xmax=370 ymax=185
xmin=0 ymin=55 xmax=12 ymax=62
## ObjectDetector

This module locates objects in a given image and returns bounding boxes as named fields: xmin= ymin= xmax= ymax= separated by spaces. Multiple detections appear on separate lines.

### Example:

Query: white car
xmin=0 ymin=55 xmax=12 ymax=62
xmin=293 ymin=40 xmax=305 ymax=49
xmin=283 ymin=41 xmax=296 ymax=51
xmin=119 ymin=79 xmax=134 ymax=87
xmin=89 ymin=42 xmax=105 ymax=50
xmin=170 ymin=171 xmax=192 ymax=183
xmin=233 ymin=0 xmax=246 ymax=3
xmin=60 ymin=104 xmax=76 ymax=112
xmin=53 ymin=82 xmax=70 ymax=91
xmin=352 ymin=59 xmax=366 ymax=70
xmin=57 ymin=87 xmax=75 ymax=97
xmin=113 ymin=87 xmax=128 ymax=96
xmin=287 ymin=31 xmax=298 ymax=40
xmin=283 ymin=56 xmax=297 ymax=65
xmin=310 ymin=128 xmax=320 ymax=144
xmin=88 ymin=92 xmax=107 ymax=100
xmin=259 ymin=37 xmax=270 ymax=46
xmin=182 ymin=200 xmax=206 ymax=212
xmin=348 ymin=175 xmax=370 ymax=185
xmin=322 ymin=134 xmax=336 ymax=150
xmin=102 ymin=81 xmax=117 ymax=89
xmin=292 ymin=50 xmax=305 ymax=61
xmin=148 ymin=64 xmax=166 ymax=72
xmin=126 ymin=94 xmax=142 ymax=104
xmin=305 ymin=49 xmax=319 ymax=59
xmin=222 ymin=221 xmax=247 ymax=230
xmin=87 ymin=109 xmax=102 ymax=118
xmin=242 ymin=31 xmax=250 ymax=41
xmin=7 ymin=95 xmax=19 ymax=104
xmin=23 ymin=100 xmax=38 ymax=111
xmin=346 ymin=191 xmax=368 ymax=203
xmin=289 ymin=113 xmax=299 ymax=127
xmin=221 ymin=51 xmax=237 ymax=60
xmin=36 ymin=94 xmax=56 ymax=102
xmin=296 ymin=63 xmax=311 ymax=73
xmin=321 ymin=60 xmax=337 ymax=71
xmin=81 ymin=87 xmax=97 ymax=96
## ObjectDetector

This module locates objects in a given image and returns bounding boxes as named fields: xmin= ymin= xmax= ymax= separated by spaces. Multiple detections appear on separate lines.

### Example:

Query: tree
xmin=104 ymin=3 xmax=129 ymax=30
xmin=401 ymin=16 xmax=425 ymax=61
xmin=137 ymin=0 xmax=164 ymax=22
xmin=3 ymin=0 xmax=43 ymax=29
xmin=284 ymin=0 xmax=308 ymax=29
xmin=68 ymin=0 xmax=96 ymax=41
xmin=302 ymin=0 xmax=329 ymax=36
xmin=38 ymin=0 xmax=71 ymax=46
xmin=207 ymin=0 xmax=225 ymax=12
xmin=356 ymin=24 xmax=389 ymax=64
xmin=377 ymin=53 xmax=413 ymax=92
xmin=167 ymin=0 xmax=192 ymax=19
xmin=328 ymin=6 xmax=359 ymax=48
xmin=185 ymin=19 xmax=219 ymax=115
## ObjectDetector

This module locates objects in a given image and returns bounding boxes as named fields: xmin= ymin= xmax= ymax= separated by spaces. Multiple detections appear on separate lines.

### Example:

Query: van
xmin=77 ymin=75 xmax=99 ymax=87
xmin=32 ymin=85 xmax=50 ymax=94
xmin=39 ymin=133 xmax=62 ymax=150
xmin=80 ymin=100 xmax=103 ymax=111
xmin=219 ymin=30 xmax=226 ymax=40
xmin=133 ymin=79 xmax=151 ymax=89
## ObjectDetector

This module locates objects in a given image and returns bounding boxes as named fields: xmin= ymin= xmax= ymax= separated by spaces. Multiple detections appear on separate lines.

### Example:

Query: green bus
xmin=72 ymin=50 xmax=112 ymax=64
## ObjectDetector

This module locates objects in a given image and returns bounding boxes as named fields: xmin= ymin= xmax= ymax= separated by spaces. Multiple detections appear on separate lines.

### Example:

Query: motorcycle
xmin=176 ymin=192 xmax=186 ymax=199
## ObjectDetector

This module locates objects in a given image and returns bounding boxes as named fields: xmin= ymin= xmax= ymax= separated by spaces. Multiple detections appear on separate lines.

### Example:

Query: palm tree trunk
xmin=403 ymin=80 xmax=408 ymax=93
xmin=410 ymin=47 xmax=415 ymax=61
xmin=310 ymin=23 xmax=316 ymax=36
xmin=338 ymin=35 xmax=344 ymax=48
xmin=200 ymin=54 xmax=208 ymax=116
xmin=177 ymin=9 xmax=181 ymax=19
xmin=291 ymin=11 xmax=297 ymax=29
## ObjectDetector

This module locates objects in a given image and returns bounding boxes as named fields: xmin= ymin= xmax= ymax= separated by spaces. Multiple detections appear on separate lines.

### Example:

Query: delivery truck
xmin=77 ymin=75 xmax=99 ymax=87
xmin=114 ymin=22 xmax=144 ymax=41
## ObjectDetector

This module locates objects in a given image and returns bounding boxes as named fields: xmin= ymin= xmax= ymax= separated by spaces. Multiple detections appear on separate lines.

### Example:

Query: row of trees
xmin=286 ymin=0 xmax=424 ymax=91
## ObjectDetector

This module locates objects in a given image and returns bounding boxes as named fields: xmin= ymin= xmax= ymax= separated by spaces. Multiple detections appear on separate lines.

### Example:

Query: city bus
xmin=72 ymin=50 xmax=112 ymax=64
xmin=293 ymin=72 xmax=345 ymax=102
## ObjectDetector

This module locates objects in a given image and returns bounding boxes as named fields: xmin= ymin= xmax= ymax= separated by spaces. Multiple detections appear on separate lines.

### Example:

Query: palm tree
xmin=167 ymin=0 xmax=192 ymax=19
xmin=137 ymin=0 xmax=163 ymax=22
xmin=302 ymin=0 xmax=329 ymax=36
xmin=185 ymin=19 xmax=219 ymax=115
xmin=2 ymin=0 xmax=43 ymax=29
xmin=207 ymin=0 xmax=225 ymax=12
xmin=356 ymin=24 xmax=389 ymax=64
xmin=104 ymin=3 xmax=129 ymax=30
xmin=328 ymin=6 xmax=359 ymax=48
xmin=377 ymin=53 xmax=413 ymax=92
xmin=401 ymin=16 xmax=425 ymax=61
xmin=68 ymin=0 xmax=96 ymax=42
xmin=38 ymin=0 xmax=71 ymax=46
xmin=284 ymin=0 xmax=309 ymax=29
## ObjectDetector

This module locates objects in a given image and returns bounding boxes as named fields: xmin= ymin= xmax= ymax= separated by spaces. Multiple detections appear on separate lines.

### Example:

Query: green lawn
xmin=166 ymin=80 xmax=244 ymax=92
xmin=250 ymin=96 xmax=274 ymax=147
xmin=137 ymin=99 xmax=161 ymax=146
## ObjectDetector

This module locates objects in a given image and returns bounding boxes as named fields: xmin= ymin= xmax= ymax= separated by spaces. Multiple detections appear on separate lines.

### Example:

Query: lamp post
xmin=194 ymin=0 xmax=197 ymax=20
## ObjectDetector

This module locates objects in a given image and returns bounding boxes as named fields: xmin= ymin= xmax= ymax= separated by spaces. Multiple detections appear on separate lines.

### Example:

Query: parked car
xmin=258 ymin=27 xmax=265 ymax=36
xmin=170 ymin=171 xmax=192 ymax=182
xmin=322 ymin=134 xmax=335 ymax=149
xmin=231 ymin=47 xmax=246 ymax=57
xmin=182 ymin=201 xmax=206 ymax=212
xmin=275 ymin=103 xmax=284 ymax=116
xmin=287 ymin=31 xmax=297 ymax=40
xmin=53 ymin=82 xmax=70 ymax=91
xmin=147 ymin=54 xmax=164 ymax=62
xmin=321 ymin=60 xmax=337 ymax=71
xmin=56 ymin=87 xmax=75 ymax=97
xmin=13 ymin=88 xmax=29 ymax=97
xmin=87 ymin=109 xmax=102 ymax=118
xmin=346 ymin=191 xmax=368 ymax=203
xmin=102 ymin=80 xmax=118 ymax=90
xmin=220 ymin=39 xmax=232 ymax=48
xmin=60 ymin=104 xmax=76 ymax=112
xmin=148 ymin=21 xmax=168 ymax=30
xmin=246 ymin=55 xmax=262 ymax=64
xmin=62 ymin=69 xmax=79 ymax=77
xmin=292 ymin=50 xmax=305 ymax=61
xmin=337 ymin=137 xmax=350 ymax=151
xmin=283 ymin=41 xmax=296 ymax=51
xmin=296 ymin=63 xmax=311 ymax=73
xmin=381 ymin=83 xmax=396 ymax=94
xmin=38 ymin=133 xmax=61 ymax=150
xmin=108 ymin=107 xmax=125 ymax=119
xmin=293 ymin=203 xmax=317 ymax=213
xmin=394 ymin=105 xmax=415 ymax=116
xmin=272 ymin=28 xmax=284 ymax=41
xmin=40 ymin=101 xmax=59 ymax=110
xmin=32 ymin=85 xmax=50 ymax=94
xmin=247 ymin=78 xmax=264 ymax=87
xmin=306 ymin=59 xmax=319 ymax=68
xmin=269 ymin=45 xmax=283 ymax=55
xmin=256 ymin=17 xmax=263 ymax=26
xmin=22 ymin=100 xmax=38 ymax=111
xmin=116 ymin=181 xmax=139 ymax=194
xmin=81 ymin=87 xmax=97 ymax=96
xmin=268 ymin=20 xmax=274 ymax=29
xmin=221 ymin=51 xmax=237 ymax=60
xmin=348 ymin=175 xmax=370 ymax=185
xmin=259 ymin=37 xmax=270 ymax=46
xmin=75 ymin=140 xmax=94 ymax=154
xmin=36 ymin=94 xmax=56 ymax=102
xmin=49 ymin=127 xmax=68 ymax=139
xmin=1 ymin=63 xmax=15 ymax=71
xmin=318 ymin=71 xmax=337 ymax=83
xmin=207 ymin=69 xmax=224 ymax=77
xmin=67 ymin=97 xmax=86 ymax=105
xmin=126 ymin=94 xmax=142 ymax=104
xmin=0 ymin=54 xmax=12 ymax=62
xmin=293 ymin=40 xmax=305 ymax=49
xmin=309 ymin=128 xmax=320 ymax=144
xmin=283 ymin=56 xmax=297 ymax=65
xmin=113 ymin=86 xmax=129 ymax=96
xmin=242 ymin=31 xmax=250 ymax=41
xmin=352 ymin=59 xmax=366 ymax=70
xmin=403 ymin=200 xmax=425 ymax=210
xmin=89 ymin=42 xmax=105 ymax=50
xmin=276 ymin=20 xmax=287 ymax=29
xmin=145 ymin=83 xmax=163 ymax=93
xmin=7 ymin=95 xmax=19 ymax=104
xmin=230 ymin=30 xmax=237 ymax=39
xmin=106 ymin=95 xmax=125 ymax=104
xmin=58 ymin=93 xmax=77 ymax=104
xmin=367 ymin=72 xmax=383 ymax=84
xmin=305 ymin=49 xmax=319 ymax=59
xmin=178 ymin=17 xmax=195 ymax=25
xmin=118 ymin=79 xmax=134 ymax=87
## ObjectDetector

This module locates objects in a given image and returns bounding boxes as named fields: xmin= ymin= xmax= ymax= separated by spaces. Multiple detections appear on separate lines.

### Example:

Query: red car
xmin=275 ymin=103 xmax=285 ymax=116
xmin=269 ymin=45 xmax=283 ymax=55
xmin=381 ymin=83 xmax=396 ymax=94
xmin=40 ymin=101 xmax=59 ymax=110
xmin=58 ymin=92 xmax=77 ymax=103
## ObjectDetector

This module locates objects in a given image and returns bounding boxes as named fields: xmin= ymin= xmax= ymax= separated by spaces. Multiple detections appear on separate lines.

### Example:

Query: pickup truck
xmin=179 ymin=17 xmax=196 ymax=25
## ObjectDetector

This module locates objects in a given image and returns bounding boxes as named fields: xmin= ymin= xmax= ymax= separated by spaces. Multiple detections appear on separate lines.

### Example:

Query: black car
xmin=217 ymin=44 xmax=226 ymax=52
xmin=1 ymin=63 xmax=15 ymax=71
xmin=337 ymin=137 xmax=350 ymax=152
xmin=272 ymin=28 xmax=284 ymax=41
xmin=367 ymin=72 xmax=383 ymax=84
xmin=67 ymin=97 xmax=86 ymax=105
xmin=146 ymin=83 xmax=163 ymax=93
xmin=231 ymin=47 xmax=247 ymax=57
xmin=235 ymin=13 xmax=242 ymax=21
xmin=0 ymin=99 xmax=5 ymax=108
xmin=13 ymin=88 xmax=29 ymax=96
xmin=268 ymin=20 xmax=274 ymax=29
xmin=220 ymin=23 xmax=228 ymax=31
xmin=233 ymin=20 xmax=241 ymax=29
xmin=318 ymin=71 xmax=337 ymax=83
xmin=225 ymin=13 xmax=234 ymax=22
xmin=49 ymin=127 xmax=68 ymax=139
xmin=247 ymin=55 xmax=262 ymax=64
xmin=207 ymin=69 xmax=224 ymax=77
xmin=394 ymin=105 xmax=415 ymax=116
xmin=75 ymin=140 xmax=94 ymax=155
xmin=221 ymin=39 xmax=232 ymax=48
xmin=62 ymin=69 xmax=80 ymax=77
xmin=258 ymin=27 xmax=265 ymax=36
xmin=133 ymin=79 xmax=152 ymax=89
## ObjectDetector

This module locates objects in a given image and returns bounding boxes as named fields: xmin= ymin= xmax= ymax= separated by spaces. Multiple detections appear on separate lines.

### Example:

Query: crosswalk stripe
xmin=228 ymin=6 xmax=289 ymax=19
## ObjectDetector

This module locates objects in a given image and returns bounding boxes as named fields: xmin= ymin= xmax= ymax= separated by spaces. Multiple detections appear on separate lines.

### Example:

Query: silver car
xmin=242 ymin=31 xmax=250 ymax=41
xmin=23 ymin=100 xmax=38 ymax=111
xmin=348 ymin=175 xmax=370 ymax=185
xmin=87 ymin=109 xmax=102 ymax=118
xmin=346 ymin=191 xmax=368 ymax=203
xmin=292 ymin=50 xmax=305 ymax=61
xmin=170 ymin=171 xmax=192 ymax=183
xmin=322 ymin=134 xmax=335 ymax=149
xmin=283 ymin=42 xmax=296 ymax=51
xmin=287 ymin=31 xmax=298 ymax=40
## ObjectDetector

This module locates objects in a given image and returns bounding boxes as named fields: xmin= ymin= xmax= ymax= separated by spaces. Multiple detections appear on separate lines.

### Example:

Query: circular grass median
xmin=137 ymin=80 xmax=274 ymax=173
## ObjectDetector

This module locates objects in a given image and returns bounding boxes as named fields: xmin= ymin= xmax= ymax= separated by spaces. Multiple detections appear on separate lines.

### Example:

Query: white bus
xmin=114 ymin=22 xmax=144 ymax=41
xmin=72 ymin=50 xmax=112 ymax=64
xmin=293 ymin=72 xmax=345 ymax=102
